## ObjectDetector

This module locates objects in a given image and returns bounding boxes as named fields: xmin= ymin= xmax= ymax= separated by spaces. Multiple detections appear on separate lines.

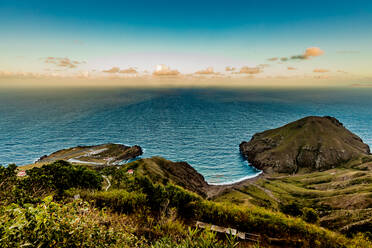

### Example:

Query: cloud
xmin=258 ymin=64 xmax=270 ymax=68
xmin=291 ymin=47 xmax=325 ymax=60
xmin=274 ymin=47 xmax=325 ymax=63
xmin=314 ymin=75 xmax=329 ymax=79
xmin=44 ymin=57 xmax=84 ymax=69
xmin=304 ymin=47 xmax=324 ymax=57
xmin=313 ymin=69 xmax=330 ymax=73
xmin=103 ymin=67 xmax=120 ymax=73
xmin=119 ymin=67 xmax=137 ymax=74
xmin=103 ymin=67 xmax=138 ymax=74
xmin=290 ymin=55 xmax=307 ymax=60
xmin=336 ymin=50 xmax=360 ymax=54
xmin=0 ymin=70 xmax=58 ymax=79
xmin=195 ymin=67 xmax=218 ymax=75
xmin=337 ymin=70 xmax=348 ymax=73
xmin=153 ymin=64 xmax=180 ymax=76
xmin=351 ymin=83 xmax=372 ymax=87
xmin=287 ymin=67 xmax=297 ymax=70
xmin=225 ymin=66 xmax=236 ymax=72
xmin=239 ymin=66 xmax=261 ymax=74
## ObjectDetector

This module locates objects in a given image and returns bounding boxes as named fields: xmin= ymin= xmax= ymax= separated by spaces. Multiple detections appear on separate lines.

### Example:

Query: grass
xmin=213 ymin=165 xmax=372 ymax=238
xmin=0 ymin=158 xmax=372 ymax=248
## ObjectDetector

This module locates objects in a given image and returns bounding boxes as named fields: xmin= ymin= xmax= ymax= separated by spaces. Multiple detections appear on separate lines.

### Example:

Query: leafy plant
xmin=302 ymin=207 xmax=319 ymax=223
xmin=0 ymin=196 xmax=133 ymax=248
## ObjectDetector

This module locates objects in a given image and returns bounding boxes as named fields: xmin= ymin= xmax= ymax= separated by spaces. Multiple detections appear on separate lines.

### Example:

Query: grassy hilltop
xmin=240 ymin=116 xmax=370 ymax=174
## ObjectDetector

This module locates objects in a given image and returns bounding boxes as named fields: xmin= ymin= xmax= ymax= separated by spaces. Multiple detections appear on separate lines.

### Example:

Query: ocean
xmin=1 ymin=87 xmax=372 ymax=184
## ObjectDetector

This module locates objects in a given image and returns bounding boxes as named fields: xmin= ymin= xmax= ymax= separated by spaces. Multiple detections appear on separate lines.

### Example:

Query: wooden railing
xmin=195 ymin=221 xmax=260 ymax=242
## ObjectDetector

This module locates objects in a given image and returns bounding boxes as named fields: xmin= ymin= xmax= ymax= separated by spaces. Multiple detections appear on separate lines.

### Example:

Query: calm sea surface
xmin=1 ymin=87 xmax=372 ymax=184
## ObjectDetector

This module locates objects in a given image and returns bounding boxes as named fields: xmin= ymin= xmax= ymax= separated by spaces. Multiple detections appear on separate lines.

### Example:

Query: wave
xmin=208 ymin=170 xmax=263 ymax=186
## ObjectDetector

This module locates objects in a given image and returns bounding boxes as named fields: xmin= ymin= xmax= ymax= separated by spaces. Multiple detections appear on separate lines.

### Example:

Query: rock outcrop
xmin=240 ymin=116 xmax=370 ymax=174
xmin=36 ymin=143 xmax=143 ymax=166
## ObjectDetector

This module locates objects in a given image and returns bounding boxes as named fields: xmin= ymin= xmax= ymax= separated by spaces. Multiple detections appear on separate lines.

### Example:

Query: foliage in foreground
xmin=1 ymin=161 xmax=372 ymax=247
xmin=0 ymin=196 xmax=240 ymax=248
xmin=0 ymin=160 xmax=102 ymax=205
xmin=76 ymin=173 xmax=370 ymax=247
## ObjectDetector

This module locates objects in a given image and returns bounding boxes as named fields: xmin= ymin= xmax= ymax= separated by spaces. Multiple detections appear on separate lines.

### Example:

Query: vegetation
xmin=0 ymin=160 xmax=102 ymax=205
xmin=302 ymin=207 xmax=319 ymax=224
xmin=0 ymin=196 xmax=238 ymax=248
xmin=240 ymin=116 xmax=371 ymax=174
xmin=1 ymin=159 xmax=372 ymax=247
xmin=214 ymin=166 xmax=372 ymax=239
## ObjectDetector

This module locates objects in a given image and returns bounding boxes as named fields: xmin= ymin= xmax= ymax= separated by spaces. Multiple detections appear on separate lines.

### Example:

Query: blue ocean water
xmin=1 ymin=87 xmax=372 ymax=184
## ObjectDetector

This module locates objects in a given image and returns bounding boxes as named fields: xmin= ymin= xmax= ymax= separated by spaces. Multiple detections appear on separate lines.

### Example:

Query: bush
xmin=77 ymin=178 xmax=201 ymax=218
xmin=0 ymin=161 xmax=103 ymax=205
xmin=0 ymin=196 xmax=239 ymax=248
xmin=0 ymin=196 xmax=132 ymax=248
xmin=302 ymin=207 xmax=319 ymax=223
xmin=0 ymin=164 xmax=17 ymax=205
xmin=151 ymin=228 xmax=239 ymax=248
xmin=348 ymin=233 xmax=372 ymax=248
xmin=79 ymin=173 xmax=353 ymax=248
xmin=280 ymin=201 xmax=302 ymax=217
xmin=164 ymin=184 xmax=201 ymax=218
xmin=19 ymin=160 xmax=103 ymax=197
xmin=193 ymin=200 xmax=348 ymax=248
xmin=78 ymin=189 xmax=147 ymax=214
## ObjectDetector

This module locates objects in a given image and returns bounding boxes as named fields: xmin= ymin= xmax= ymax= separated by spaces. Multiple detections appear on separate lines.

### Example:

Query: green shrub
xmin=17 ymin=160 xmax=103 ymax=201
xmin=79 ymin=173 xmax=353 ymax=247
xmin=348 ymin=233 xmax=372 ymax=248
xmin=151 ymin=229 xmax=239 ymax=248
xmin=164 ymin=184 xmax=201 ymax=218
xmin=78 ymin=189 xmax=147 ymax=214
xmin=27 ymin=160 xmax=102 ymax=192
xmin=0 ymin=196 xmax=133 ymax=248
xmin=0 ymin=161 xmax=103 ymax=205
xmin=0 ymin=164 xmax=17 ymax=205
xmin=302 ymin=207 xmax=319 ymax=223
xmin=280 ymin=201 xmax=302 ymax=217
xmin=0 ymin=195 xmax=240 ymax=248
xmin=192 ymin=200 xmax=348 ymax=248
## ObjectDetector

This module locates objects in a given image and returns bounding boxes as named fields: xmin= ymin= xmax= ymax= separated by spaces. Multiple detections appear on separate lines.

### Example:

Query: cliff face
xmin=240 ymin=116 xmax=370 ymax=174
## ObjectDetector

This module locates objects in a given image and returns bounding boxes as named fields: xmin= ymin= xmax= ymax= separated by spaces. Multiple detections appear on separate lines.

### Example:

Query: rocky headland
xmin=33 ymin=143 xmax=143 ymax=167
xmin=239 ymin=116 xmax=370 ymax=174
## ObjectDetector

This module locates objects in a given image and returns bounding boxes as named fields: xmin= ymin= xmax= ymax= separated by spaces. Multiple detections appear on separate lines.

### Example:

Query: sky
xmin=0 ymin=0 xmax=372 ymax=87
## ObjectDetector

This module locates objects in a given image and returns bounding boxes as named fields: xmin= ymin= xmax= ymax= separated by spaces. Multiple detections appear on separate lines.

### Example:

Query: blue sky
xmin=0 ymin=0 xmax=371 ymax=86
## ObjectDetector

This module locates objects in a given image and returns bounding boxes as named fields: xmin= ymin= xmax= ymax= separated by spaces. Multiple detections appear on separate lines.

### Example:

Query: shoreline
xmin=207 ymin=170 xmax=263 ymax=186
xmin=205 ymin=172 xmax=266 ymax=199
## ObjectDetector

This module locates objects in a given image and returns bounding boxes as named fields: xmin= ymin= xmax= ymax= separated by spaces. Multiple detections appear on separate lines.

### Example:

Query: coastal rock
xmin=240 ymin=116 xmax=370 ymax=174
xmin=35 ymin=143 xmax=143 ymax=166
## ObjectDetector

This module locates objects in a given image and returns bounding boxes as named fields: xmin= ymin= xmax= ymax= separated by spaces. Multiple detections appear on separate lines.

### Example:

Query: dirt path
xmin=102 ymin=175 xmax=111 ymax=191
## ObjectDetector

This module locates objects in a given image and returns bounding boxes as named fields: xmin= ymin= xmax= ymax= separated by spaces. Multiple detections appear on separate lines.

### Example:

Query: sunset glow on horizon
xmin=1 ymin=0 xmax=372 ymax=87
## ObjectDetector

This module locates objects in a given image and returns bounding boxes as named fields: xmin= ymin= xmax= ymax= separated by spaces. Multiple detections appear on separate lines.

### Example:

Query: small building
xmin=127 ymin=169 xmax=134 ymax=174
xmin=17 ymin=170 xmax=27 ymax=177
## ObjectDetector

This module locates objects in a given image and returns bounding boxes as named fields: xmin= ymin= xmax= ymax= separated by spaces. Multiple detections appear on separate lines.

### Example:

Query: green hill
xmin=240 ymin=116 xmax=370 ymax=174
